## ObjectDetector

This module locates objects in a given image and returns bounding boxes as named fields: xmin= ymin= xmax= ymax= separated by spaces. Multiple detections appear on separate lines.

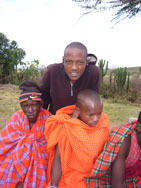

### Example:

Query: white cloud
xmin=0 ymin=0 xmax=141 ymax=68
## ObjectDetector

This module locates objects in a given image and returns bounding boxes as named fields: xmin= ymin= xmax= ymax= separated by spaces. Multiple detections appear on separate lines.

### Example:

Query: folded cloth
xmin=0 ymin=108 xmax=51 ymax=188
xmin=85 ymin=120 xmax=141 ymax=187
xmin=45 ymin=105 xmax=109 ymax=188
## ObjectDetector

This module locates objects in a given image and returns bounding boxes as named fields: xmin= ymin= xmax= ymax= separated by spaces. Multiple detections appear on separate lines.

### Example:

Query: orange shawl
xmin=45 ymin=105 xmax=109 ymax=188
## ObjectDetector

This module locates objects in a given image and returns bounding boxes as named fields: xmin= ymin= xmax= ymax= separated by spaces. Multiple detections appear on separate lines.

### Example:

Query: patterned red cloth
xmin=125 ymin=130 xmax=140 ymax=166
xmin=0 ymin=108 xmax=51 ymax=188
xmin=125 ymin=159 xmax=141 ymax=180
xmin=85 ymin=120 xmax=141 ymax=187
xmin=125 ymin=130 xmax=141 ymax=179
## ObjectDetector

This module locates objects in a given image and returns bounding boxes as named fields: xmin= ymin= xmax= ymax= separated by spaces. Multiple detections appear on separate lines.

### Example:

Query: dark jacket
xmin=40 ymin=63 xmax=100 ymax=114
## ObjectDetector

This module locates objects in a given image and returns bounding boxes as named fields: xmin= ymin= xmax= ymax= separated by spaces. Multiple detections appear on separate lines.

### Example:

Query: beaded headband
xmin=19 ymin=92 xmax=42 ymax=103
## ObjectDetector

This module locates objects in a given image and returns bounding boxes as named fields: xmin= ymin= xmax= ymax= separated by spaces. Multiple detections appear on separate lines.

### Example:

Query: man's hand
xmin=71 ymin=107 xmax=79 ymax=119
xmin=16 ymin=182 xmax=24 ymax=188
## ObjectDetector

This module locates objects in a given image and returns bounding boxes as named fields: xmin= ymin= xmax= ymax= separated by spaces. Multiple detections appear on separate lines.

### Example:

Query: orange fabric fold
xmin=45 ymin=105 xmax=109 ymax=188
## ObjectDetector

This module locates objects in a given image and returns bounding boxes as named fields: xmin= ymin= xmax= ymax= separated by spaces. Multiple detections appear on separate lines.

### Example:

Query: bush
xmin=4 ymin=60 xmax=46 ymax=85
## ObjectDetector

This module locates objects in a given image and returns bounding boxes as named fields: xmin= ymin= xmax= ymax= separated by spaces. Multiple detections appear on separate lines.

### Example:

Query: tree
xmin=73 ymin=0 xmax=141 ymax=22
xmin=0 ymin=33 xmax=26 ymax=83
xmin=114 ymin=67 xmax=128 ymax=94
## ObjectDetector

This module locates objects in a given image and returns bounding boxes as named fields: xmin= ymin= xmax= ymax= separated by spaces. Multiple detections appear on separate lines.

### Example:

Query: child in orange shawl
xmin=45 ymin=89 xmax=109 ymax=188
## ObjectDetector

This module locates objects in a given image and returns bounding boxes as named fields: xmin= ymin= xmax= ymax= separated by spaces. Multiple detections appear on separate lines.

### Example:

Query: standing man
xmin=40 ymin=42 xmax=100 ymax=114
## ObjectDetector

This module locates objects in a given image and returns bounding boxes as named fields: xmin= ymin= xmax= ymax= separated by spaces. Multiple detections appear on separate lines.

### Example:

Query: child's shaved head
xmin=76 ymin=89 xmax=102 ymax=109
xmin=74 ymin=89 xmax=103 ymax=127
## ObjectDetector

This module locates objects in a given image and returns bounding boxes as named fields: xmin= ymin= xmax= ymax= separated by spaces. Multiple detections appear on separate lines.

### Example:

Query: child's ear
xmin=71 ymin=106 xmax=80 ymax=119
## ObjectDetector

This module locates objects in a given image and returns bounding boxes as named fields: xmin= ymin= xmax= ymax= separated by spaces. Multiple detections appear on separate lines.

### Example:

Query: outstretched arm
xmin=111 ymin=135 xmax=131 ymax=188
xmin=50 ymin=144 xmax=62 ymax=187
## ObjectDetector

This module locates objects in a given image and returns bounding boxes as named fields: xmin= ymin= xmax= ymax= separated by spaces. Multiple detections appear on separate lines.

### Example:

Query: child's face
xmin=79 ymin=102 xmax=103 ymax=127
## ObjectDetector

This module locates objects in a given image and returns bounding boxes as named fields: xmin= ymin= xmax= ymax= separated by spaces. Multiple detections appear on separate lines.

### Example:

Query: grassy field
xmin=0 ymin=84 xmax=140 ymax=131
xmin=0 ymin=85 xmax=20 ymax=130
xmin=108 ymin=66 xmax=140 ymax=74
xmin=103 ymin=99 xmax=140 ymax=129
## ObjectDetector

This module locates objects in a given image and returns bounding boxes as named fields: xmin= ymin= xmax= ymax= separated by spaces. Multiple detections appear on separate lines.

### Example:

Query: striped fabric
xmin=125 ymin=130 xmax=141 ymax=179
xmin=125 ymin=130 xmax=140 ymax=167
xmin=19 ymin=92 xmax=42 ymax=103
xmin=0 ymin=108 xmax=51 ymax=188
xmin=85 ymin=120 xmax=141 ymax=188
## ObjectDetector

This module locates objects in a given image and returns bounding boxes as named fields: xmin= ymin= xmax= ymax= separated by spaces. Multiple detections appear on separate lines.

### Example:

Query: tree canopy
xmin=73 ymin=0 xmax=141 ymax=22
xmin=0 ymin=33 xmax=26 ymax=82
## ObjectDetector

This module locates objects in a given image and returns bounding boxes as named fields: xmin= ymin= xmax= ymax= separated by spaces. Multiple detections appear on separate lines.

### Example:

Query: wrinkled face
xmin=20 ymin=99 xmax=42 ymax=124
xmin=63 ymin=48 xmax=88 ymax=83
xmin=78 ymin=101 xmax=103 ymax=127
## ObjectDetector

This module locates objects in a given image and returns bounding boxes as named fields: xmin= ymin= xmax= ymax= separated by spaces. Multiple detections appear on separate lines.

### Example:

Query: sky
xmin=0 ymin=0 xmax=141 ymax=68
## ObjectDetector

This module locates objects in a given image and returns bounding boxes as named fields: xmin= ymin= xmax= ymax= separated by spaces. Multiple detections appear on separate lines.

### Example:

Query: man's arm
xmin=89 ymin=65 xmax=100 ymax=93
xmin=50 ymin=144 xmax=62 ymax=186
xmin=111 ymin=135 xmax=131 ymax=188
xmin=95 ymin=67 xmax=100 ymax=93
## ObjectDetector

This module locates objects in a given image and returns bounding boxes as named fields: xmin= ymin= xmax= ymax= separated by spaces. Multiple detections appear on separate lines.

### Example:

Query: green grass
xmin=0 ymin=90 xmax=20 ymax=130
xmin=103 ymin=99 xmax=140 ymax=125
xmin=0 ymin=88 xmax=140 ymax=131
xmin=108 ymin=66 xmax=140 ymax=75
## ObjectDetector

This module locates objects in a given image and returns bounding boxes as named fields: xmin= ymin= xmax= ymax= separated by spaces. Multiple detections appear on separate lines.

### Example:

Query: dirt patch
xmin=0 ymin=84 xmax=19 ymax=91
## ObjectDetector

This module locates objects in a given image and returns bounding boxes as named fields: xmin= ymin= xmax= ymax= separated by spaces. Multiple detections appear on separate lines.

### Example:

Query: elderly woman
xmin=0 ymin=80 xmax=51 ymax=188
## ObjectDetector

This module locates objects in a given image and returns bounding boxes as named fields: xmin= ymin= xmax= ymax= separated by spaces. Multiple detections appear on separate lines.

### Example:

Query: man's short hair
xmin=64 ymin=42 xmax=87 ymax=54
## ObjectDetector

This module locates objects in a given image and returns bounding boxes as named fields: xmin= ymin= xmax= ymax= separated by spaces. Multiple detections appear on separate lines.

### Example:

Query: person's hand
xmin=16 ymin=182 xmax=24 ymax=188
xmin=71 ymin=108 xmax=79 ymax=119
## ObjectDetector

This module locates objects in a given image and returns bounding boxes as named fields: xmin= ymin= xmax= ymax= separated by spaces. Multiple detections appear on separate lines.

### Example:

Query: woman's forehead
xmin=21 ymin=99 xmax=40 ymax=105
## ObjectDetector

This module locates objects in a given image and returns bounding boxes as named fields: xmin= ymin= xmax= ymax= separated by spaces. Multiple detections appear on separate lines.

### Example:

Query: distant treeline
xmin=0 ymin=32 xmax=45 ymax=85
xmin=0 ymin=32 xmax=140 ymax=103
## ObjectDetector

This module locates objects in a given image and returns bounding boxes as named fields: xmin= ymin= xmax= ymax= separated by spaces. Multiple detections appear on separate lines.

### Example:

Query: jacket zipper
xmin=70 ymin=82 xmax=73 ymax=96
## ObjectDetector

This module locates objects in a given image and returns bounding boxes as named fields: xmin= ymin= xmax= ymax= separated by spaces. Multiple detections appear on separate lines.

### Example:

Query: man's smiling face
xmin=63 ymin=47 xmax=87 ymax=83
